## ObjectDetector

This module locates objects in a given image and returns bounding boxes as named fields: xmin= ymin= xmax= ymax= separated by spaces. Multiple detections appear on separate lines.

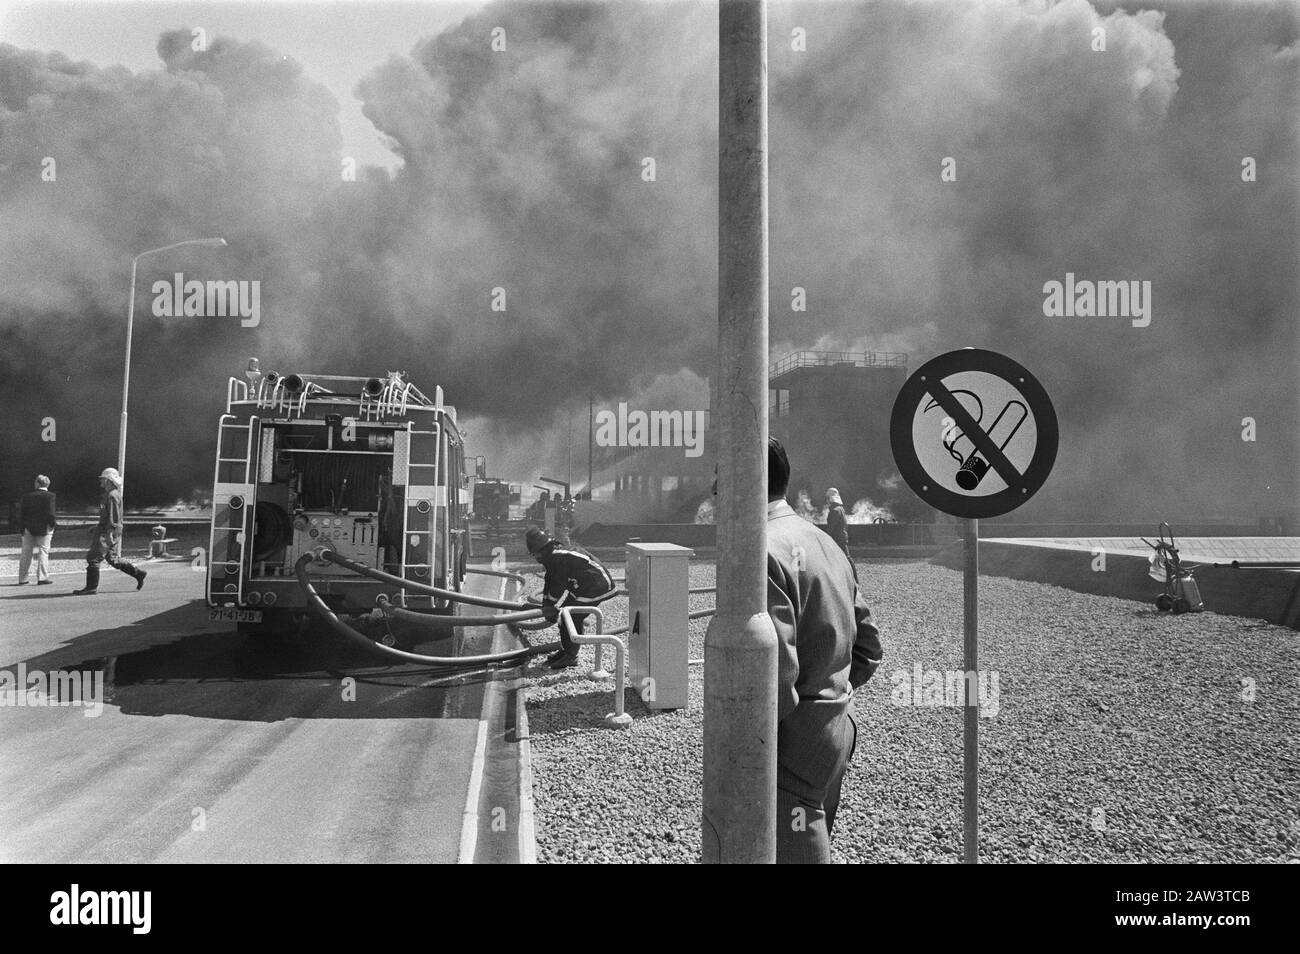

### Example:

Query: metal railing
xmin=559 ymin=606 xmax=633 ymax=728
xmin=769 ymin=350 xmax=908 ymax=379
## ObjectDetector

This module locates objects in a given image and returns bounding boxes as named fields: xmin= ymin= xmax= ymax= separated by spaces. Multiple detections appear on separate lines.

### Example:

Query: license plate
xmin=209 ymin=608 xmax=263 ymax=623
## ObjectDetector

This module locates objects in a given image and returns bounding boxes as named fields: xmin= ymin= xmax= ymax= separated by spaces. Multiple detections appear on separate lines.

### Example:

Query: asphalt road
xmin=0 ymin=559 xmax=535 ymax=863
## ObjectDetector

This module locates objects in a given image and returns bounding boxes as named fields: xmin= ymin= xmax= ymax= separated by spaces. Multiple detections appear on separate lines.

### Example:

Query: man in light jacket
xmin=766 ymin=438 xmax=882 ymax=863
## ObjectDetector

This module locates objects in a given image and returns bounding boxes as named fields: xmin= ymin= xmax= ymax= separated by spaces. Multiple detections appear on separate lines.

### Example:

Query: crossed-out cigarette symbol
xmin=925 ymin=390 xmax=1028 ymax=490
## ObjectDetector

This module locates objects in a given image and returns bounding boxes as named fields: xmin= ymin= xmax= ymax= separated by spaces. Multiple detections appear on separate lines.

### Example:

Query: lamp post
xmin=703 ymin=0 xmax=777 ymax=863
xmin=119 ymin=238 xmax=227 ymax=486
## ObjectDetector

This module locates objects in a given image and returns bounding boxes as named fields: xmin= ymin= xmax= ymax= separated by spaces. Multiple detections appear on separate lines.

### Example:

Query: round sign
xmin=889 ymin=349 xmax=1058 ymax=519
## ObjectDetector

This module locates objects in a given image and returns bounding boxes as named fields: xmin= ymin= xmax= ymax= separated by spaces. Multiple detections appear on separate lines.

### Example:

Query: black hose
xmin=315 ymin=549 xmax=531 ymax=610
xmin=377 ymin=595 xmax=544 ymax=627
xmin=294 ymin=555 xmax=559 ymax=667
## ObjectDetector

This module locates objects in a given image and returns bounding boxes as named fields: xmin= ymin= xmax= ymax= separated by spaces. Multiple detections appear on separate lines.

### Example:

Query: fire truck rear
xmin=207 ymin=359 xmax=469 ymax=635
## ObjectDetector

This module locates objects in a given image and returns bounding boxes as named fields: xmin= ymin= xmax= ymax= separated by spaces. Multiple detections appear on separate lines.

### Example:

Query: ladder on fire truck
xmin=401 ymin=426 xmax=440 ymax=607
xmin=211 ymin=414 xmax=258 ymax=605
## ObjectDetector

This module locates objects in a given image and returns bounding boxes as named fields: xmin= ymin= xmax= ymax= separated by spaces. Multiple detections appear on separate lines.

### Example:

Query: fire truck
xmin=471 ymin=478 xmax=516 ymax=521
xmin=207 ymin=359 xmax=469 ymax=635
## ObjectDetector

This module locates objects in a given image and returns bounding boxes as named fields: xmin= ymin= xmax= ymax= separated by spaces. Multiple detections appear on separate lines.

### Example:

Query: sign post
xmin=962 ymin=516 xmax=978 ymax=864
xmin=890 ymin=348 xmax=1058 ymax=864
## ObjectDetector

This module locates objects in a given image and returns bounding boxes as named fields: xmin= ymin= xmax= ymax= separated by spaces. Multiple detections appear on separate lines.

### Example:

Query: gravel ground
xmin=523 ymin=559 xmax=1300 ymax=864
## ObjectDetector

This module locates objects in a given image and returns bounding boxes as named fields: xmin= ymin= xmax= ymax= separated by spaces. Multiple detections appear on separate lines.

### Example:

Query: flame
xmin=794 ymin=489 xmax=827 ymax=523
xmin=846 ymin=498 xmax=895 ymax=524
xmin=793 ymin=488 xmax=895 ymax=524
xmin=694 ymin=499 xmax=716 ymax=524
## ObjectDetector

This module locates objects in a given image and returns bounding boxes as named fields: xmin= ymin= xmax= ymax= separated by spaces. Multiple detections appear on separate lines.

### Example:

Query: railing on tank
xmin=769 ymin=350 xmax=908 ymax=379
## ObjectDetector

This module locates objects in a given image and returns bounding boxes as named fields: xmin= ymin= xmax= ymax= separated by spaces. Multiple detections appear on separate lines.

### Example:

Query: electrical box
xmin=626 ymin=542 xmax=693 ymax=710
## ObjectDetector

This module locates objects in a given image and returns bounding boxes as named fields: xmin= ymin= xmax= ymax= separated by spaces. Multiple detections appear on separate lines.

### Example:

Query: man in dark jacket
xmin=766 ymin=439 xmax=882 ymax=863
xmin=525 ymin=527 xmax=617 ymax=669
xmin=74 ymin=467 xmax=147 ymax=595
xmin=18 ymin=474 xmax=57 ymax=585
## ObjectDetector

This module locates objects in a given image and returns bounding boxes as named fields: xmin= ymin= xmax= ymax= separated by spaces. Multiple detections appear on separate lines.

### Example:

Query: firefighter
xmin=74 ymin=467 xmax=147 ymax=595
xmin=377 ymin=470 xmax=402 ymax=574
xmin=524 ymin=527 xmax=617 ymax=669
xmin=824 ymin=487 xmax=851 ymax=559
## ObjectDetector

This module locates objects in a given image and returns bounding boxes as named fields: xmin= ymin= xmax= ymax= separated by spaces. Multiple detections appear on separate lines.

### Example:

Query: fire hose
xmin=311 ymin=549 xmax=534 ymax=610
xmin=292 ymin=550 xmax=709 ymax=672
xmin=293 ymin=553 xmax=560 ymax=668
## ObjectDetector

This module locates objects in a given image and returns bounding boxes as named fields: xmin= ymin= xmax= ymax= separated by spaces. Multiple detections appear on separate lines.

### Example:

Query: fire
xmin=793 ymin=489 xmax=894 ymax=524
xmin=847 ymin=498 xmax=894 ymax=524
xmin=699 ymin=490 xmax=894 ymax=525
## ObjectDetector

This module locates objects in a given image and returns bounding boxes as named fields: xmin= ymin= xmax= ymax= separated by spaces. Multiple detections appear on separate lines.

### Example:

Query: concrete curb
xmin=516 ymin=686 xmax=537 ymax=864
xmin=930 ymin=539 xmax=1300 ymax=629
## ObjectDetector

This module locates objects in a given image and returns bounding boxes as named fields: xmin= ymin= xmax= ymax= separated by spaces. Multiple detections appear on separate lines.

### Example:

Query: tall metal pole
xmin=963 ymin=517 xmax=979 ymax=863
xmin=118 ymin=237 xmax=226 ymax=490
xmin=703 ymin=0 xmax=778 ymax=864
xmin=117 ymin=256 xmax=139 ymax=484
xmin=588 ymin=392 xmax=594 ymax=498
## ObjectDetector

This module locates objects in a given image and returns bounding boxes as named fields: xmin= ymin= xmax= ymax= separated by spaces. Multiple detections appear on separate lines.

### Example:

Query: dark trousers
xmin=87 ymin=529 xmax=140 ymax=577
xmin=776 ymin=709 xmax=858 ymax=864
xmin=557 ymin=607 xmax=597 ymax=652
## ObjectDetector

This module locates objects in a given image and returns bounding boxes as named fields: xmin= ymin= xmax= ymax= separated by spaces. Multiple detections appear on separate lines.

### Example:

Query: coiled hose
xmin=293 ymin=554 xmax=559 ymax=668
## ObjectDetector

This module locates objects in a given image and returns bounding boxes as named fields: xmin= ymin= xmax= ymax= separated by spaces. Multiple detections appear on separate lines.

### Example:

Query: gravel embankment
xmin=522 ymin=559 xmax=1300 ymax=864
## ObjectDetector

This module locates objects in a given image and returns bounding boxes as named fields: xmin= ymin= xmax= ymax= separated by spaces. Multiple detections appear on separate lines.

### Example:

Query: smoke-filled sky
xmin=0 ymin=0 xmax=1295 ymax=522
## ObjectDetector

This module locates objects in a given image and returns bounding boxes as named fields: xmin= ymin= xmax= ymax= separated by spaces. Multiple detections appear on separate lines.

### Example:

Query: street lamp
xmin=118 ymin=238 xmax=227 ymax=488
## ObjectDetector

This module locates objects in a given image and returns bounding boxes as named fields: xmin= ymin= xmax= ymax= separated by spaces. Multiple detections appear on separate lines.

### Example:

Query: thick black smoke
xmin=1 ymin=0 xmax=1295 ymax=525
xmin=766 ymin=0 xmax=1298 ymax=522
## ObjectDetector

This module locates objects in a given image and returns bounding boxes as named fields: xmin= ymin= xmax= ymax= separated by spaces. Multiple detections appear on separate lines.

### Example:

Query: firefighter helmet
xmin=526 ymin=527 xmax=553 ymax=555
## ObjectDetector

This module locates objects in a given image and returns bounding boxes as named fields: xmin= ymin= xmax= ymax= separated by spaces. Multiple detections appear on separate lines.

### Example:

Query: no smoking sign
xmin=890 ymin=349 xmax=1058 ymax=519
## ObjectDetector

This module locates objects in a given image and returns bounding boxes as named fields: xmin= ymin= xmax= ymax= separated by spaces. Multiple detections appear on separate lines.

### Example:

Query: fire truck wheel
xmin=1172 ymin=598 xmax=1190 ymax=615
xmin=1155 ymin=594 xmax=1173 ymax=612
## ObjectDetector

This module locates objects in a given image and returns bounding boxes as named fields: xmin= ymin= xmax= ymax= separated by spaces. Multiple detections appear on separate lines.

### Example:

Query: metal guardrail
xmin=559 ymin=607 xmax=633 ymax=729
xmin=769 ymin=350 xmax=908 ymax=379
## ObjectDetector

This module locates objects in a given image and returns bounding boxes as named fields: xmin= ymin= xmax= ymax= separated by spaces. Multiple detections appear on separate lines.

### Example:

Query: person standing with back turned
xmin=824 ymin=486 xmax=851 ymax=559
xmin=18 ymin=474 xmax=57 ymax=585
xmin=765 ymin=438 xmax=882 ymax=863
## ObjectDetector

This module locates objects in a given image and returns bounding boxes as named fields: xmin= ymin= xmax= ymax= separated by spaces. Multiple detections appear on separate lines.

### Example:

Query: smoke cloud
xmin=0 ymin=0 xmax=1294 ymax=526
